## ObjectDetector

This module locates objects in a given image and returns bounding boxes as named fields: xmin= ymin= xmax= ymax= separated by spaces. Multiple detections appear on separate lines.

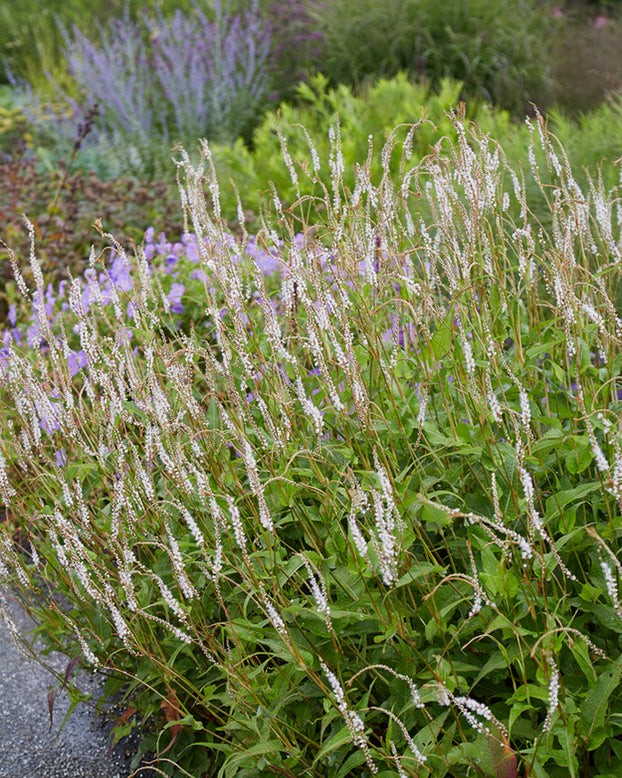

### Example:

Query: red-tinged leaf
xmin=118 ymin=706 xmax=137 ymax=724
xmin=63 ymin=657 xmax=80 ymax=689
xmin=488 ymin=728 xmax=518 ymax=778
xmin=106 ymin=706 xmax=137 ymax=756
xmin=48 ymin=687 xmax=56 ymax=732
xmin=158 ymin=686 xmax=183 ymax=757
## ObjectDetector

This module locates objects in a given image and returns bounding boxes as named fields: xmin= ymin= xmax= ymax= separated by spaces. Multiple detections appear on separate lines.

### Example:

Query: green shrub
xmin=0 ymin=85 xmax=33 ymax=152
xmin=547 ymin=96 xmax=622 ymax=185
xmin=210 ymin=73 xmax=515 ymax=228
xmin=496 ymin=96 xmax=622 ymax=239
xmin=313 ymin=0 xmax=559 ymax=115
xmin=550 ymin=9 xmax=622 ymax=117
xmin=3 ymin=113 xmax=622 ymax=776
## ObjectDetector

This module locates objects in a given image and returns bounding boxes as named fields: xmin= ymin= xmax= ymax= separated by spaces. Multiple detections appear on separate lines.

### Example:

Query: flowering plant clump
xmin=11 ymin=0 xmax=276 ymax=179
xmin=2 ymin=114 xmax=622 ymax=777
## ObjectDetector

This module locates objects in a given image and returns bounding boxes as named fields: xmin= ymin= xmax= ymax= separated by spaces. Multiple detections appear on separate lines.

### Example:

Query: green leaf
xmin=220 ymin=740 xmax=284 ymax=775
xmin=394 ymin=562 xmax=445 ymax=589
xmin=565 ymin=435 xmax=594 ymax=475
xmin=546 ymin=482 xmax=601 ymax=512
xmin=422 ymin=422 xmax=457 ymax=448
xmin=508 ymin=701 xmax=535 ymax=737
xmin=162 ymin=713 xmax=204 ymax=732
xmin=314 ymin=724 xmax=356 ymax=763
xmin=580 ymin=657 xmax=622 ymax=746
xmin=559 ymin=716 xmax=578 ymax=777
xmin=430 ymin=308 xmax=454 ymax=359
xmin=472 ymin=642 xmax=522 ymax=688
xmin=334 ymin=749 xmax=366 ymax=777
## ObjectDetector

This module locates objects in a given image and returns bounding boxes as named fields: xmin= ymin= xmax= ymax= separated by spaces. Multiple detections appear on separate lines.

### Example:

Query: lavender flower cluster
xmin=1 ymin=228 xmax=271 ymax=372
xmin=1 ymin=225 xmax=421 ymax=383
xmin=11 ymin=0 xmax=323 ymax=176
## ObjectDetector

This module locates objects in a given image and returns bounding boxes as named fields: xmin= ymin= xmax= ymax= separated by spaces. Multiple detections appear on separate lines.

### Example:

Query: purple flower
xmin=183 ymin=235 xmax=200 ymax=263
xmin=39 ymin=403 xmax=62 ymax=434
xmin=80 ymin=272 xmax=97 ymax=313
xmin=68 ymin=349 xmax=88 ymax=376
xmin=246 ymin=240 xmax=282 ymax=275
xmin=26 ymin=321 xmax=43 ymax=349
xmin=167 ymin=283 xmax=185 ymax=314
xmin=115 ymin=328 xmax=133 ymax=346
xmin=45 ymin=283 xmax=56 ymax=316
xmin=55 ymin=449 xmax=68 ymax=467
xmin=155 ymin=233 xmax=172 ymax=256
xmin=107 ymin=255 xmax=133 ymax=291
xmin=190 ymin=269 xmax=210 ymax=283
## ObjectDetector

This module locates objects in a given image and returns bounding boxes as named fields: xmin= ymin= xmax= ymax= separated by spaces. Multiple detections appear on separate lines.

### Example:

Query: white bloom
xmin=543 ymin=656 xmax=560 ymax=733
xmin=320 ymin=661 xmax=377 ymax=773
xmin=461 ymin=335 xmax=476 ymax=377
xmin=259 ymin=586 xmax=288 ymax=638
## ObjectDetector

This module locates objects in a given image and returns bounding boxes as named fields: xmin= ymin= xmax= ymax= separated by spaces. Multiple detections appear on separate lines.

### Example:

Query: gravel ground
xmin=0 ymin=588 xmax=157 ymax=778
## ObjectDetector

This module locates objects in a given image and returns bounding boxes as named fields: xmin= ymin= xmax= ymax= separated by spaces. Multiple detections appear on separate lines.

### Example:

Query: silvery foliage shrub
xmin=12 ymin=0 xmax=272 ymax=179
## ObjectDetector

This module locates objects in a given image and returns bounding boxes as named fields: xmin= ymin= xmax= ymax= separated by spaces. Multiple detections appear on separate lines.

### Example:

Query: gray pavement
xmin=0 ymin=589 xmax=156 ymax=778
